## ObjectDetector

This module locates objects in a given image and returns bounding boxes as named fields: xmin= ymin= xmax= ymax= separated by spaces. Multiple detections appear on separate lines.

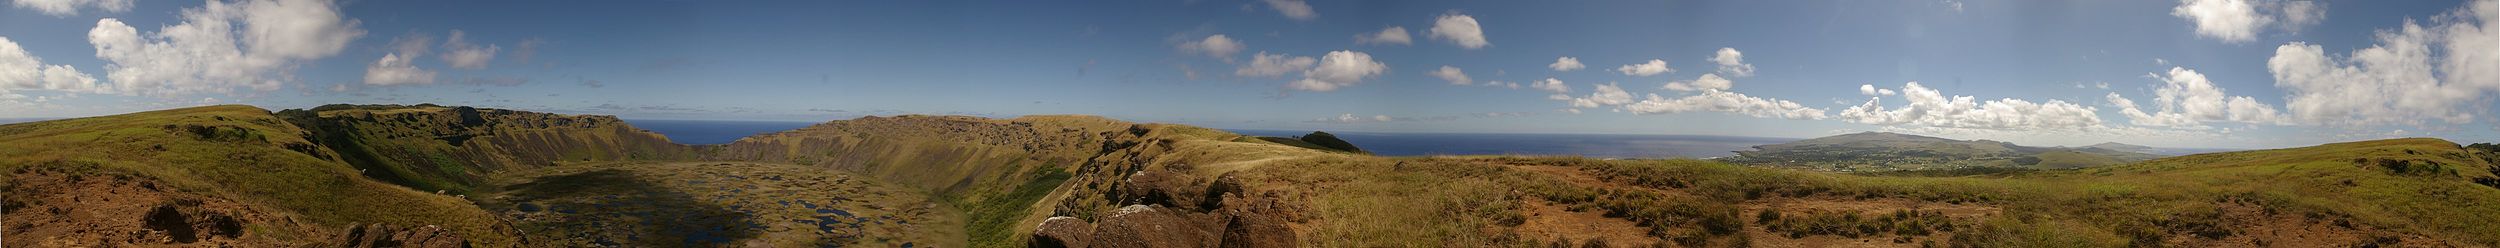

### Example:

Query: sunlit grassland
xmin=0 ymin=105 xmax=521 ymax=246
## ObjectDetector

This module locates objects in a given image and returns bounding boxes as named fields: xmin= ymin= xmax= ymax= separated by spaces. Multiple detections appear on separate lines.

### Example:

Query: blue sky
xmin=0 ymin=0 xmax=2493 ymax=149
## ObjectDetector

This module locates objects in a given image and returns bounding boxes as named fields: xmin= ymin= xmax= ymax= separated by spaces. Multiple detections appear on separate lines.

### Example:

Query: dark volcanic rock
xmin=1032 ymin=216 xmax=1095 ymax=248
xmin=1219 ymin=211 xmax=1297 ymax=248
xmin=1119 ymin=169 xmax=1203 ymax=210
xmin=335 ymin=223 xmax=468 ymax=248
xmin=1091 ymin=205 xmax=1217 ymax=248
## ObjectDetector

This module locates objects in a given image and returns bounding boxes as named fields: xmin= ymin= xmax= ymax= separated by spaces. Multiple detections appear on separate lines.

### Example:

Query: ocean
xmin=624 ymin=119 xmax=820 ymax=145
xmin=1226 ymin=130 xmax=1798 ymax=159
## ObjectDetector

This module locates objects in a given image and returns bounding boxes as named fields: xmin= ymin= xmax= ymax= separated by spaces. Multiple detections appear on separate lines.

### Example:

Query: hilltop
xmin=7 ymin=104 xmax=2500 ymax=247
xmin=1722 ymin=132 xmax=2163 ymax=171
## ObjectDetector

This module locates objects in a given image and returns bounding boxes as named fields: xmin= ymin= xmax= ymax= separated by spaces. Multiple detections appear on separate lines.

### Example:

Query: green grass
xmin=960 ymin=166 xmax=1072 ymax=247
xmin=0 ymin=105 xmax=522 ymax=246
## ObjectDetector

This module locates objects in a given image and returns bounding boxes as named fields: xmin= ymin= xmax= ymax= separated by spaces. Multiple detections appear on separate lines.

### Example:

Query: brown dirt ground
xmin=1514 ymin=198 xmax=1664 ymax=246
xmin=3 ymin=167 xmax=327 ymax=247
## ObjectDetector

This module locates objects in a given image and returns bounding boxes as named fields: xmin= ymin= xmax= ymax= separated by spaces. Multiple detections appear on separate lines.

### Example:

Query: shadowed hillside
xmin=276 ymin=104 xmax=697 ymax=195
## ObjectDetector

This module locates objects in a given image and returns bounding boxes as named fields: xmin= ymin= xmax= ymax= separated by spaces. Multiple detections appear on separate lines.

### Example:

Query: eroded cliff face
xmin=712 ymin=114 xmax=1325 ymax=247
xmin=279 ymin=104 xmax=696 ymax=194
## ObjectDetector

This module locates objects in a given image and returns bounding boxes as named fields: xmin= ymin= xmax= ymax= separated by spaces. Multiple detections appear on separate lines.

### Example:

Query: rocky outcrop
xmin=1032 ymin=216 xmax=1094 ymax=248
xmin=1090 ymin=205 xmax=1220 ymax=248
xmin=334 ymin=223 xmax=469 ymax=248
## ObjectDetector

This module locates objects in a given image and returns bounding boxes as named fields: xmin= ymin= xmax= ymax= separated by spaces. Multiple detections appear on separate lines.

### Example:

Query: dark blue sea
xmin=1226 ymin=130 xmax=1798 ymax=159
xmin=624 ymin=119 xmax=819 ymax=145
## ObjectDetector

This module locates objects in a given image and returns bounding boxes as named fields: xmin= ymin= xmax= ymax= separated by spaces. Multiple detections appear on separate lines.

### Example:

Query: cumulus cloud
xmin=2278 ymin=1 xmax=2327 ymax=33
xmin=0 ymin=37 xmax=108 ymax=94
xmin=440 ymin=30 xmax=498 ymax=70
xmin=1569 ymin=82 xmax=1634 ymax=108
xmin=1179 ymin=34 xmax=1246 ymax=59
xmin=1427 ymin=13 xmax=1490 ymax=49
xmin=1615 ymin=59 xmax=1672 ymax=77
xmin=362 ymin=53 xmax=434 ymax=86
xmin=1427 ymin=65 xmax=1470 ymax=85
xmin=1285 ymin=50 xmax=1386 ymax=92
xmin=1710 ymin=47 xmax=1755 ymax=77
xmin=1235 ymin=52 xmax=1314 ymax=77
xmin=2172 ymin=0 xmax=2330 ymax=43
xmin=1262 ymin=0 xmax=1316 ymax=21
xmin=1355 ymin=26 xmax=1412 ymax=45
xmin=11 ymin=0 xmax=129 ymax=17
xmin=2107 ymin=67 xmax=2285 ymax=128
xmin=1857 ymin=84 xmax=1897 ymax=96
xmin=1664 ymin=73 xmax=1733 ymax=92
xmin=1624 ymin=90 xmax=1828 ymax=120
xmin=1548 ymin=57 xmax=1584 ymax=71
xmin=87 ymin=0 xmax=365 ymax=96
xmin=2172 ymin=0 xmax=2272 ymax=42
xmin=2265 ymin=0 xmax=2496 ymax=127
xmin=1839 ymin=82 xmax=2102 ymax=131
xmin=1530 ymin=77 xmax=1569 ymax=94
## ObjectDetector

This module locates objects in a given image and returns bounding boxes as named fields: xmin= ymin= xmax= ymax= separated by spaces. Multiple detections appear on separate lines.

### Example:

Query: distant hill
xmin=1722 ymin=132 xmax=2164 ymax=171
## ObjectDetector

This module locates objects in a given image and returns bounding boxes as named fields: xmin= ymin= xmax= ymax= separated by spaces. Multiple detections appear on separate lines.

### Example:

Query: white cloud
xmin=1664 ymin=73 xmax=1732 ymax=92
xmin=2172 ymin=0 xmax=2330 ymax=43
xmin=440 ymin=30 xmax=498 ymax=70
xmin=1570 ymin=82 xmax=1634 ymax=108
xmin=1235 ymin=52 xmax=1313 ymax=77
xmin=1427 ymin=13 xmax=1490 ymax=49
xmin=2266 ymin=0 xmax=2496 ymax=127
xmin=0 ymin=37 xmax=107 ymax=94
xmin=1355 ymin=26 xmax=1412 ymax=45
xmin=1530 ymin=77 xmax=1569 ymax=94
xmin=1615 ymin=59 xmax=1672 ymax=77
xmin=362 ymin=53 xmax=434 ymax=86
xmin=1839 ymin=82 xmax=2102 ymax=131
xmin=10 ymin=0 xmax=130 ymax=17
xmin=87 ymin=0 xmax=365 ymax=96
xmin=1710 ymin=47 xmax=1755 ymax=77
xmin=1286 ymin=50 xmax=1385 ymax=92
xmin=1426 ymin=65 xmax=1470 ymax=85
xmin=1856 ymin=84 xmax=1897 ymax=96
xmin=1262 ymin=0 xmax=1316 ymax=21
xmin=2172 ymin=0 xmax=2272 ymax=43
xmin=2278 ymin=1 xmax=2326 ymax=33
xmin=1624 ymin=90 xmax=1828 ymax=120
xmin=2107 ymin=67 xmax=2285 ymax=128
xmin=1487 ymin=80 xmax=1521 ymax=89
xmin=1179 ymin=34 xmax=1246 ymax=59
xmin=1548 ymin=57 xmax=1584 ymax=71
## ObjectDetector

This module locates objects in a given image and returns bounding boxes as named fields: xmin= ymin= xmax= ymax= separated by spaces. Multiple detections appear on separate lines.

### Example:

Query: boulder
xmin=1220 ymin=211 xmax=1298 ymax=248
xmin=1091 ymin=205 xmax=1217 ymax=248
xmin=1032 ymin=216 xmax=1095 ymax=248
xmin=334 ymin=223 xmax=467 ymax=248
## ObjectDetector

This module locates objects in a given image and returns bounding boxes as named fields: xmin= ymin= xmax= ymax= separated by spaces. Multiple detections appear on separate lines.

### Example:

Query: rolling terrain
xmin=1722 ymin=132 xmax=2166 ymax=172
xmin=6 ymin=104 xmax=2499 ymax=247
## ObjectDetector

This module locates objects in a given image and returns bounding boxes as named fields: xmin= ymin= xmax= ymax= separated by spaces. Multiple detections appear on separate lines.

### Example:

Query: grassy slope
xmin=280 ymin=104 xmax=695 ymax=195
xmin=1543 ymin=138 xmax=2500 ymax=246
xmin=0 ymin=105 xmax=519 ymax=246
